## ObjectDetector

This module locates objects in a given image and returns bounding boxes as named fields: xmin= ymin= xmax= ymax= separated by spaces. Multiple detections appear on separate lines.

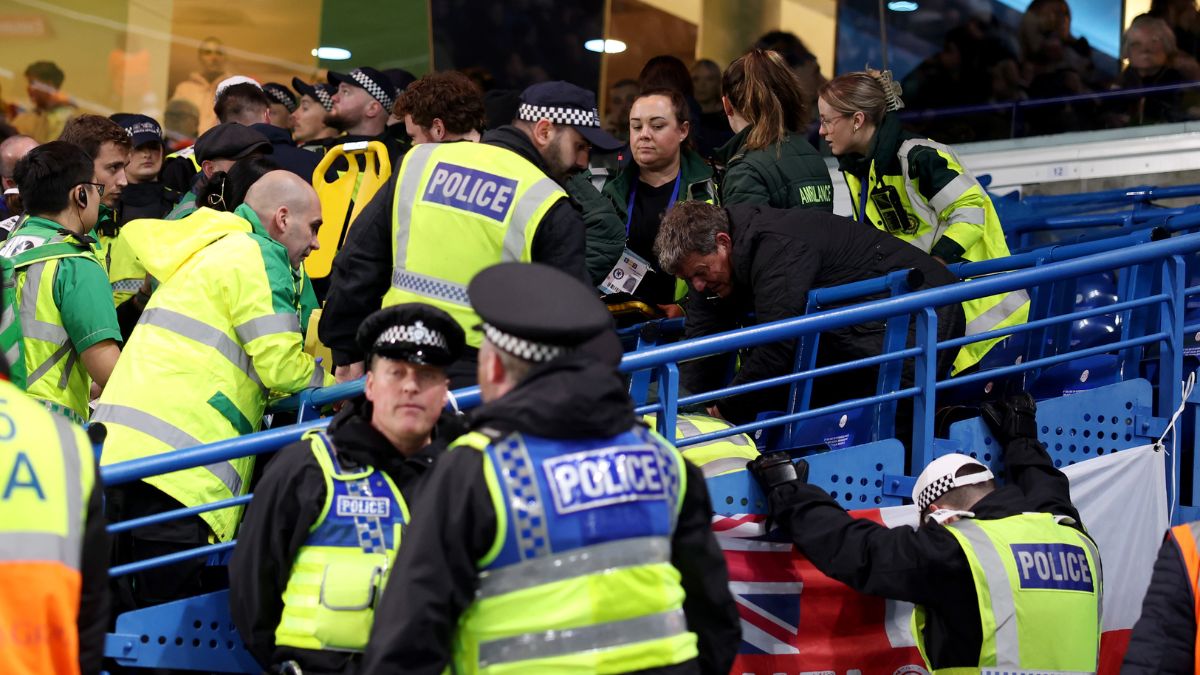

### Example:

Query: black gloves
xmin=981 ymin=391 xmax=1039 ymax=445
xmin=747 ymin=452 xmax=809 ymax=496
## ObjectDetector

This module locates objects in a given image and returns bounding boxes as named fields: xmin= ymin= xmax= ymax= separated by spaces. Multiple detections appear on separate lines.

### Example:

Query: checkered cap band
xmin=517 ymin=103 xmax=601 ymax=128
xmin=374 ymin=321 xmax=448 ymax=351
xmin=483 ymin=323 xmax=570 ymax=363
xmin=313 ymin=86 xmax=334 ymax=111
xmin=264 ymin=86 xmax=296 ymax=113
xmin=351 ymin=69 xmax=395 ymax=111
xmin=916 ymin=466 xmax=994 ymax=512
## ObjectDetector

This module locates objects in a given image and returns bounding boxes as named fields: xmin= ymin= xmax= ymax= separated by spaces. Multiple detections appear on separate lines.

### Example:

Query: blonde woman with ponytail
xmin=818 ymin=69 xmax=1027 ymax=375
xmin=718 ymin=49 xmax=833 ymax=210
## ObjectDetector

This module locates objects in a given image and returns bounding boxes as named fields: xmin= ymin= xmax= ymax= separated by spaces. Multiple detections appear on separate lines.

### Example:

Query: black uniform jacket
xmin=228 ymin=398 xmax=464 ymax=671
xmin=768 ymin=436 xmax=1086 ymax=670
xmin=358 ymin=355 xmax=742 ymax=675
xmin=1121 ymin=531 xmax=1196 ymax=673
xmin=318 ymin=125 xmax=588 ymax=368
xmin=683 ymin=204 xmax=960 ymax=422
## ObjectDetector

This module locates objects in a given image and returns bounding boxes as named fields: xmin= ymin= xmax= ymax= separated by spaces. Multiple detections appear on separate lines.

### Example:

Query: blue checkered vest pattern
xmin=275 ymin=431 xmax=410 ymax=652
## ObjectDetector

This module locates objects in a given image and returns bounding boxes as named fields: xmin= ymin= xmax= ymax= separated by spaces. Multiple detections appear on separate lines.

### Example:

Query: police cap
xmin=469 ymin=262 xmax=621 ymax=365
xmin=194 ymin=123 xmax=273 ymax=163
xmin=291 ymin=77 xmax=335 ymax=112
xmin=110 ymin=113 xmax=163 ymax=148
xmin=356 ymin=304 xmax=465 ymax=368
xmin=328 ymin=67 xmax=396 ymax=112
xmin=518 ymin=81 xmax=623 ymax=151
xmin=262 ymin=82 xmax=298 ymax=113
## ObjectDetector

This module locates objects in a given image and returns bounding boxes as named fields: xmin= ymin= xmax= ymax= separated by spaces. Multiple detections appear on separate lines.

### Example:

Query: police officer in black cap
xmin=110 ymin=113 xmax=179 ymax=225
xmin=321 ymin=81 xmax=624 ymax=388
xmin=361 ymin=262 xmax=740 ymax=675
xmin=230 ymin=303 xmax=466 ymax=674
xmin=291 ymin=77 xmax=339 ymax=151
xmin=325 ymin=66 xmax=406 ymax=161
xmin=262 ymin=82 xmax=297 ymax=131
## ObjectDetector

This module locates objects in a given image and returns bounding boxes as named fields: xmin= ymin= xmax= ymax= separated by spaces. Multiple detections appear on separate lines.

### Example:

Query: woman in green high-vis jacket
xmin=715 ymin=49 xmax=833 ymax=212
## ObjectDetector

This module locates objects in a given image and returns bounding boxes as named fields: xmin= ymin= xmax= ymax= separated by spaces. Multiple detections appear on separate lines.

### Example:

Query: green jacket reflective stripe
xmin=912 ymin=513 xmax=1102 ymax=674
xmin=96 ymin=205 xmax=333 ymax=542
xmin=0 ymin=256 xmax=26 ymax=388
xmin=3 ymin=228 xmax=102 ymax=423
xmin=0 ymin=379 xmax=95 ymax=673
xmin=275 ymin=431 xmax=409 ymax=652
xmin=384 ymin=142 xmax=566 ymax=348
xmin=450 ymin=428 xmax=697 ymax=674
xmin=841 ymin=114 xmax=1028 ymax=374
xmin=643 ymin=413 xmax=759 ymax=477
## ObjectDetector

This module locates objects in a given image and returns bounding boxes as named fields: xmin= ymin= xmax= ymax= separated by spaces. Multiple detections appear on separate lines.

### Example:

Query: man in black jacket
xmin=748 ymin=393 xmax=1102 ymax=673
xmin=360 ymin=263 xmax=740 ymax=675
xmin=229 ymin=303 xmax=466 ymax=673
xmin=320 ymin=81 xmax=618 ymax=388
xmin=654 ymin=201 xmax=966 ymax=424
xmin=1121 ymin=525 xmax=1199 ymax=673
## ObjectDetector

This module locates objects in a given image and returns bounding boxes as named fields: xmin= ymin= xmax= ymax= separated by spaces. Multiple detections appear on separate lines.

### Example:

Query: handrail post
xmin=295 ymin=389 xmax=318 ymax=423
xmin=1160 ymin=254 xmax=1185 ymax=513
xmin=873 ymin=270 xmax=917 ymax=440
xmin=655 ymin=362 xmax=679 ymax=444
xmin=629 ymin=321 xmax=662 ymax=407
xmin=912 ymin=307 xmax=938 ymax=473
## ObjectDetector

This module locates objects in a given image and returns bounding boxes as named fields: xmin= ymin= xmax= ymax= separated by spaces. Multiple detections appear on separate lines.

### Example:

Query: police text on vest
xmin=1010 ymin=543 xmax=1093 ymax=592
xmin=336 ymin=495 xmax=391 ymax=519
xmin=423 ymin=162 xmax=519 ymax=222
xmin=544 ymin=445 xmax=671 ymax=515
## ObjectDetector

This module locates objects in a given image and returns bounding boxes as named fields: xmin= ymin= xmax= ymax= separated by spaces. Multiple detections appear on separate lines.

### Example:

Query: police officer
xmin=360 ymin=262 xmax=740 ymax=675
xmin=96 ymin=170 xmax=333 ymax=610
xmin=749 ymin=392 xmax=1102 ymax=674
xmin=0 ymin=142 xmax=122 ymax=424
xmin=325 ymin=67 xmax=405 ymax=161
xmin=230 ymin=303 xmax=465 ymax=673
xmin=321 ymin=81 xmax=619 ymax=388
xmin=263 ymin=82 xmax=297 ymax=130
xmin=0 ymin=351 xmax=109 ymax=675
xmin=165 ymin=123 xmax=272 ymax=220
xmin=291 ymin=78 xmax=338 ymax=151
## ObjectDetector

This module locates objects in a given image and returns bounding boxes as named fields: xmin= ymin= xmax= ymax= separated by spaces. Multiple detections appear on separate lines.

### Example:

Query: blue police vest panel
xmin=483 ymin=428 xmax=682 ymax=569
xmin=308 ymin=439 xmax=406 ymax=552
xmin=1011 ymin=543 xmax=1095 ymax=592
xmin=423 ymin=162 xmax=519 ymax=222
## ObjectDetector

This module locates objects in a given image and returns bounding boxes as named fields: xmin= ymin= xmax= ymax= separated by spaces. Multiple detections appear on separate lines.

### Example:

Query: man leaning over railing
xmin=229 ymin=303 xmax=465 ymax=673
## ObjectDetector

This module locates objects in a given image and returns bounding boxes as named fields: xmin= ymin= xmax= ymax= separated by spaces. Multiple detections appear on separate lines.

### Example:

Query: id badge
xmin=870 ymin=185 xmax=915 ymax=235
xmin=599 ymin=248 xmax=653 ymax=296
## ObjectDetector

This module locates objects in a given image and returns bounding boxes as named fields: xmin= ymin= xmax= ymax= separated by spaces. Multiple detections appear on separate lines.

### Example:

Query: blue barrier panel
xmin=104 ymin=590 xmax=258 ymax=672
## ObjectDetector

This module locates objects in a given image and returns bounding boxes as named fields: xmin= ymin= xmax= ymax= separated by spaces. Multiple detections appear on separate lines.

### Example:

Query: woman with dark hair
xmin=717 ymin=49 xmax=831 ymax=211
xmin=601 ymin=88 xmax=715 ymax=308
xmin=198 ymin=155 xmax=281 ymax=212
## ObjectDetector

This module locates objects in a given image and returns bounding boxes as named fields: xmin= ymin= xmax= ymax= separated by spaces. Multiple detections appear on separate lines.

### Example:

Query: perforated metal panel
xmin=105 ymin=590 xmax=258 ymax=673
xmin=707 ymin=439 xmax=907 ymax=516
xmin=946 ymin=379 xmax=1157 ymax=473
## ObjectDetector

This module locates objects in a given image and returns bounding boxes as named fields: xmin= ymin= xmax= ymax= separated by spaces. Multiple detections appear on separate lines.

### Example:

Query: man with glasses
xmin=230 ymin=303 xmax=464 ymax=674
xmin=0 ymin=141 xmax=122 ymax=423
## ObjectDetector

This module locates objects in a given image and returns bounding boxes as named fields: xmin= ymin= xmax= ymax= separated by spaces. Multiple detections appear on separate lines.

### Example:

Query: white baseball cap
xmin=912 ymin=454 xmax=994 ymax=513
xmin=214 ymin=75 xmax=262 ymax=104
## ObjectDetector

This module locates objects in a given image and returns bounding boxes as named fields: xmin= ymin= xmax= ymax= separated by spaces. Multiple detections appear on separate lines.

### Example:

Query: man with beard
xmin=324 ymin=67 xmax=405 ymax=162
xmin=320 ymin=81 xmax=619 ymax=389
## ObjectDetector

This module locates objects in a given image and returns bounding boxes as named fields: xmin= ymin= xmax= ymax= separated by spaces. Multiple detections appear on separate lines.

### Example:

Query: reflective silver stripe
xmin=57 ymin=348 xmax=78 ymax=389
xmin=26 ymin=343 xmax=70 ymax=387
xmin=21 ymin=320 xmax=68 ymax=343
xmin=392 ymin=142 xmax=439 ymax=270
xmin=52 ymin=412 xmax=83 ymax=570
xmin=929 ymin=173 xmax=977 ymax=213
xmin=308 ymin=364 xmax=326 ymax=388
xmin=503 ymin=177 xmax=562 ymax=262
xmin=139 ymin=307 xmax=263 ymax=388
xmin=3 ymin=343 xmax=19 ymax=369
xmin=477 ymin=536 xmax=671 ymax=599
xmin=953 ymin=519 xmax=1020 ymax=667
xmin=910 ymin=228 xmax=940 ymax=253
xmin=477 ymin=608 xmax=688 ymax=668
xmin=235 ymin=313 xmax=301 ymax=343
xmin=18 ymin=262 xmax=70 ymax=344
xmin=391 ymin=269 xmax=471 ymax=307
xmin=947 ymin=206 xmax=986 ymax=226
xmin=0 ymin=532 xmax=73 ymax=566
xmin=966 ymin=289 xmax=1031 ymax=336
xmin=1076 ymin=530 xmax=1104 ymax=648
xmin=92 ymin=403 xmax=243 ymax=496
xmin=698 ymin=456 xmax=752 ymax=478
xmin=111 ymin=279 xmax=143 ymax=293
xmin=0 ymin=302 xmax=14 ymax=331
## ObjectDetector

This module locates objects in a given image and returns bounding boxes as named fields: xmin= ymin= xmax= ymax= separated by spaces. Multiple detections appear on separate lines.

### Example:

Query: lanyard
xmin=857 ymin=176 xmax=869 ymax=223
xmin=625 ymin=172 xmax=683 ymax=236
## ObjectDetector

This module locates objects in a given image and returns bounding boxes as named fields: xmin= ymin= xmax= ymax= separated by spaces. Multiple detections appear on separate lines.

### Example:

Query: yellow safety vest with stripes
xmin=275 ymin=431 xmax=409 ymax=652
xmin=845 ymin=138 xmax=1028 ymax=374
xmin=1 ymin=226 xmax=102 ymax=424
xmin=913 ymin=513 xmax=1102 ymax=674
xmin=643 ymin=413 xmax=759 ymax=477
xmin=383 ymin=141 xmax=567 ymax=348
xmin=96 ymin=206 xmax=332 ymax=542
xmin=0 ymin=379 xmax=94 ymax=674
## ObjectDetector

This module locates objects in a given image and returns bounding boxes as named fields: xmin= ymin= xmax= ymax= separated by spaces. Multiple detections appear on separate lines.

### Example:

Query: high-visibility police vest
xmin=845 ymin=139 xmax=1029 ymax=374
xmin=0 ymin=256 xmax=26 ymax=388
xmin=452 ymin=427 xmax=699 ymax=674
xmin=1166 ymin=521 xmax=1200 ymax=673
xmin=644 ymin=413 xmax=759 ymax=477
xmin=383 ymin=142 xmax=567 ymax=348
xmin=98 ymin=229 xmax=146 ymax=307
xmin=913 ymin=513 xmax=1102 ymax=674
xmin=0 ymin=379 xmax=94 ymax=674
xmin=95 ymin=207 xmax=330 ymax=542
xmin=1 ymin=227 xmax=101 ymax=424
xmin=275 ymin=431 xmax=409 ymax=653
